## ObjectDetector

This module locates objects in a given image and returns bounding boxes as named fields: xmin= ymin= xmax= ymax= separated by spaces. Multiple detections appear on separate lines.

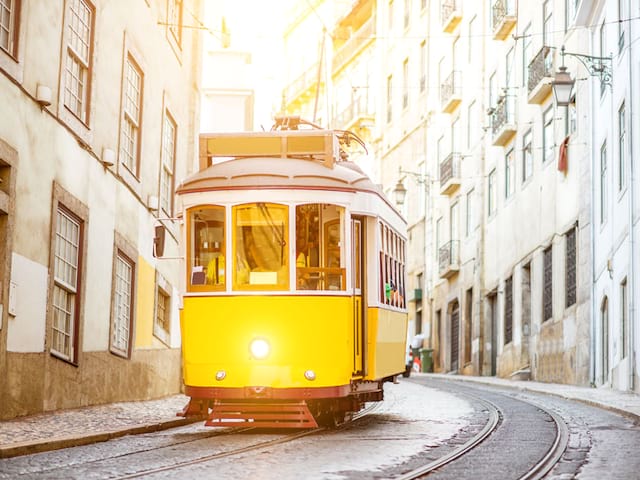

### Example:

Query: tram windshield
xmin=233 ymin=203 xmax=289 ymax=290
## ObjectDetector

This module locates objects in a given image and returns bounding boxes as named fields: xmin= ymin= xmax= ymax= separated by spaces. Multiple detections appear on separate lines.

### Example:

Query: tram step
xmin=205 ymin=400 xmax=318 ymax=428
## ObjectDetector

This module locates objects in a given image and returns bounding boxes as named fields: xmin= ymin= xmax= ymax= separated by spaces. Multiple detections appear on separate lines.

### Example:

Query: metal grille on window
xmin=543 ymin=246 xmax=553 ymax=321
xmin=52 ymin=209 xmax=80 ymax=360
xmin=565 ymin=228 xmax=576 ymax=307
xmin=504 ymin=276 xmax=513 ymax=344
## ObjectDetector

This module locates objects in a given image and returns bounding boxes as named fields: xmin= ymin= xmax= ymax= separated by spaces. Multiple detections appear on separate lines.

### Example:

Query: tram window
xmin=233 ymin=203 xmax=289 ymax=290
xmin=379 ymin=221 xmax=406 ymax=307
xmin=188 ymin=206 xmax=225 ymax=291
xmin=295 ymin=204 xmax=345 ymax=291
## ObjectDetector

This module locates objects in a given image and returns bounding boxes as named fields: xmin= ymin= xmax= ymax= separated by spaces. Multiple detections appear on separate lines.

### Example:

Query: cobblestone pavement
xmin=0 ymin=394 xmax=195 ymax=458
xmin=1 ymin=375 xmax=638 ymax=459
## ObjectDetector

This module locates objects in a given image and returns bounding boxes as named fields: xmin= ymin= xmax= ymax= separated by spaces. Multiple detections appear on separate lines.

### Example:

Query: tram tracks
xmin=111 ymin=402 xmax=381 ymax=479
xmin=396 ymin=378 xmax=569 ymax=480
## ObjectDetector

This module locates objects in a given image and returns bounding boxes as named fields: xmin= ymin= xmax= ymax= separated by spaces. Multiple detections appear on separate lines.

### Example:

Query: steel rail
xmin=112 ymin=402 xmax=380 ymax=480
xmin=393 ymin=392 xmax=501 ymax=480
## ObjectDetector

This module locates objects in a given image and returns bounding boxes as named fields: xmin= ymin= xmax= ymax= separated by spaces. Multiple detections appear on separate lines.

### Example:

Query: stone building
xmin=0 ymin=0 xmax=203 ymax=419
xmin=279 ymin=0 xmax=639 ymax=393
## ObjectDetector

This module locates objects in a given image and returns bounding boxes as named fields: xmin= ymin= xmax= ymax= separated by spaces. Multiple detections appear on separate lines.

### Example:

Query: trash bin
xmin=420 ymin=348 xmax=433 ymax=373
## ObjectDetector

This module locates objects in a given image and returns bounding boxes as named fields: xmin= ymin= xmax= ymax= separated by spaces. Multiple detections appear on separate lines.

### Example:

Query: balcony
xmin=491 ymin=0 xmax=516 ymax=40
xmin=491 ymin=98 xmax=516 ymax=146
xmin=527 ymin=46 xmax=554 ymax=104
xmin=441 ymin=0 xmax=462 ymax=33
xmin=439 ymin=240 xmax=460 ymax=279
xmin=283 ymin=64 xmax=321 ymax=109
xmin=440 ymin=70 xmax=462 ymax=113
xmin=332 ymin=16 xmax=376 ymax=75
xmin=439 ymin=153 xmax=461 ymax=195
xmin=333 ymin=94 xmax=374 ymax=131
xmin=408 ymin=289 xmax=423 ymax=303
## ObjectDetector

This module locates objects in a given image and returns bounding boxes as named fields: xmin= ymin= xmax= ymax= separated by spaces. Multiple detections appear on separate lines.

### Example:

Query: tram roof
xmin=176 ymin=156 xmax=384 ymax=196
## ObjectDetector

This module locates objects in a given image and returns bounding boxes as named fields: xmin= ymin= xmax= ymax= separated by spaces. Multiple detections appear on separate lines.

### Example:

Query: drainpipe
xmin=626 ymin=0 xmax=635 ymax=391
xmin=589 ymin=30 xmax=597 ymax=387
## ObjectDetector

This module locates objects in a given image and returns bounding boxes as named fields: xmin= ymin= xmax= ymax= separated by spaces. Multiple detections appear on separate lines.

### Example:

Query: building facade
xmin=280 ymin=0 xmax=638 ymax=393
xmin=0 ymin=0 xmax=203 ymax=419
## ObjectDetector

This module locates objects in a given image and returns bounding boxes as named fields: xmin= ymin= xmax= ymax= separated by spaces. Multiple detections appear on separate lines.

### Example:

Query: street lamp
xmin=551 ymin=45 xmax=612 ymax=107
xmin=393 ymin=168 xmax=430 ymax=207
xmin=393 ymin=179 xmax=408 ymax=206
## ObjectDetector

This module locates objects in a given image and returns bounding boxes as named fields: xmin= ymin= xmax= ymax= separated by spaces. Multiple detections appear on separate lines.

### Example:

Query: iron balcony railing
xmin=332 ymin=16 xmax=375 ymax=73
xmin=440 ymin=0 xmax=458 ymax=27
xmin=527 ymin=46 xmax=554 ymax=95
xmin=283 ymin=64 xmax=320 ymax=105
xmin=491 ymin=97 xmax=514 ymax=137
xmin=439 ymin=152 xmax=461 ymax=187
xmin=438 ymin=240 xmax=460 ymax=277
xmin=440 ymin=70 xmax=461 ymax=110
xmin=333 ymin=94 xmax=373 ymax=129
xmin=491 ymin=0 xmax=512 ymax=31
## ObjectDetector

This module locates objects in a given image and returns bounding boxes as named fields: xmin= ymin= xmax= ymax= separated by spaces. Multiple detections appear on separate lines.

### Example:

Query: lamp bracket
xmin=560 ymin=45 xmax=612 ymax=87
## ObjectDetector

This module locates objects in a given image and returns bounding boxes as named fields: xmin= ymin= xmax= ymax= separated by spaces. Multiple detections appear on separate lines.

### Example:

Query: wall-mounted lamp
xmin=551 ymin=45 xmax=612 ymax=107
xmin=101 ymin=148 xmax=115 ymax=167
xmin=393 ymin=168 xmax=430 ymax=206
xmin=35 ymin=85 xmax=52 ymax=108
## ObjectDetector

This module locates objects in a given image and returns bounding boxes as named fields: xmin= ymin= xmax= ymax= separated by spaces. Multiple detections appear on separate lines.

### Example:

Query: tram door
xmin=351 ymin=217 xmax=365 ymax=375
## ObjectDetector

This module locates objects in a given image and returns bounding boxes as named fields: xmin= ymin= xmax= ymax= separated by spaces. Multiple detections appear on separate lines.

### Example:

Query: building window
xmin=621 ymin=278 xmax=628 ymax=359
xmin=386 ymin=74 xmax=393 ymax=123
xmin=465 ymin=188 xmax=474 ymax=237
xmin=402 ymin=58 xmax=409 ymax=109
xmin=600 ymin=141 xmax=607 ymax=224
xmin=0 ymin=0 xmax=20 ymax=57
xmin=111 ymin=251 xmax=135 ymax=358
xmin=617 ymin=0 xmax=625 ymax=52
xmin=160 ymin=111 xmax=176 ymax=215
xmin=388 ymin=0 xmax=394 ymax=31
xmin=120 ymin=55 xmax=143 ymax=175
xmin=168 ymin=0 xmax=183 ymax=47
xmin=618 ymin=102 xmax=626 ymax=191
xmin=488 ymin=168 xmax=497 ymax=216
xmin=543 ymin=245 xmax=553 ymax=321
xmin=543 ymin=0 xmax=553 ymax=47
xmin=467 ymin=100 xmax=477 ymax=149
xmin=63 ymin=0 xmax=94 ymax=123
xmin=522 ymin=23 xmax=531 ymax=86
xmin=51 ymin=207 xmax=83 ymax=363
xmin=464 ymin=288 xmax=472 ymax=364
xmin=599 ymin=20 xmax=606 ymax=96
xmin=543 ymin=106 xmax=554 ymax=163
xmin=403 ymin=0 xmax=410 ymax=29
xmin=419 ymin=41 xmax=426 ymax=92
xmin=505 ymin=148 xmax=515 ymax=198
xmin=522 ymin=129 xmax=533 ymax=181
xmin=504 ymin=275 xmax=513 ymax=344
xmin=565 ymin=226 xmax=576 ymax=307
xmin=154 ymin=277 xmax=171 ymax=345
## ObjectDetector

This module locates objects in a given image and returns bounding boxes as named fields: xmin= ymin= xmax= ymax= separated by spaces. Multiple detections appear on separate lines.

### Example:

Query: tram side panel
xmin=366 ymin=306 xmax=408 ymax=380
xmin=181 ymin=295 xmax=355 ymax=390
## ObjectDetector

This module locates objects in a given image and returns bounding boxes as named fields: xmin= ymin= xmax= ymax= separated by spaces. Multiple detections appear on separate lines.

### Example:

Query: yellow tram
xmin=173 ymin=118 xmax=408 ymax=428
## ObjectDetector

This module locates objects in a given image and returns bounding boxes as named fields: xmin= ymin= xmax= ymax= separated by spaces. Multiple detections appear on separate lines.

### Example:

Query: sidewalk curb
xmin=420 ymin=373 xmax=640 ymax=423
xmin=0 ymin=417 xmax=203 ymax=459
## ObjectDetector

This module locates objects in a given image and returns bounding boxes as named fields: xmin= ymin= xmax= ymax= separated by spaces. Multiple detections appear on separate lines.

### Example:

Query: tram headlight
xmin=304 ymin=370 xmax=316 ymax=381
xmin=250 ymin=338 xmax=270 ymax=360
xmin=215 ymin=370 xmax=226 ymax=381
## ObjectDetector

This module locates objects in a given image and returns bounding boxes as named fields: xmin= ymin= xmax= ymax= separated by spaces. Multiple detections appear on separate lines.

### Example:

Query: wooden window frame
xmin=48 ymin=183 xmax=88 ymax=366
xmin=109 ymin=233 xmax=137 ymax=359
